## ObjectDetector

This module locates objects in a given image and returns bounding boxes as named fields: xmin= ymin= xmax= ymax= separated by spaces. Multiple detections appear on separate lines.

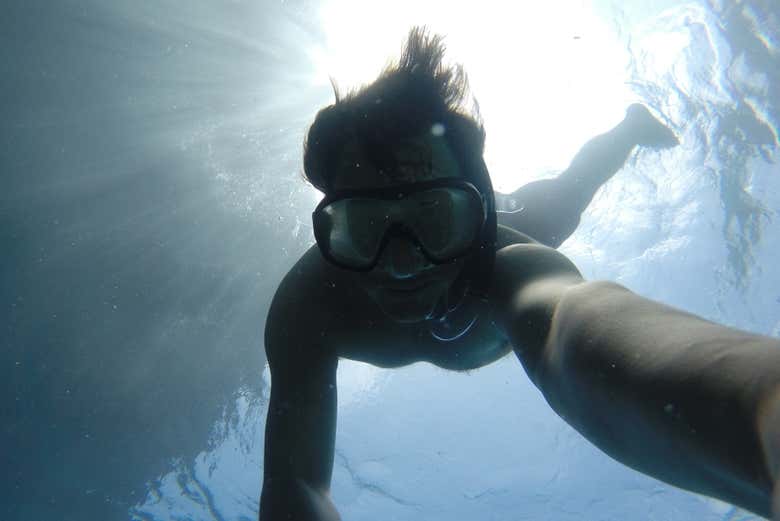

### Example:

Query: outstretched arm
xmin=491 ymin=244 xmax=780 ymax=519
xmin=497 ymin=104 xmax=678 ymax=247
xmin=260 ymin=275 xmax=341 ymax=521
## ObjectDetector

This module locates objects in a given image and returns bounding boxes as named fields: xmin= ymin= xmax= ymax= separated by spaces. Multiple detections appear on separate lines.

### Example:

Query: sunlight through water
xmin=125 ymin=1 xmax=779 ymax=520
xmin=3 ymin=1 xmax=779 ymax=520
xmin=310 ymin=0 xmax=634 ymax=192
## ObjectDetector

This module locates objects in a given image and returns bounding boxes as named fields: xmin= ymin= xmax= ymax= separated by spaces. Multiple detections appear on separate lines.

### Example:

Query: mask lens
xmin=408 ymin=188 xmax=483 ymax=260
xmin=318 ymin=198 xmax=390 ymax=268
xmin=313 ymin=181 xmax=485 ymax=270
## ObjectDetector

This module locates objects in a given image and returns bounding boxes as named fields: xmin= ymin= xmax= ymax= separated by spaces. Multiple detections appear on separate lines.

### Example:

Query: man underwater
xmin=260 ymin=28 xmax=780 ymax=520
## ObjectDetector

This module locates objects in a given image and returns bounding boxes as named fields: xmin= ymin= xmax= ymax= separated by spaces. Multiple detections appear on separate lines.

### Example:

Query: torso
xmin=272 ymin=225 xmax=535 ymax=371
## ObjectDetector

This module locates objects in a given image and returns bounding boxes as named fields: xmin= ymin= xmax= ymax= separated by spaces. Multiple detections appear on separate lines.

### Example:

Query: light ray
xmin=311 ymin=0 xmax=634 ymax=191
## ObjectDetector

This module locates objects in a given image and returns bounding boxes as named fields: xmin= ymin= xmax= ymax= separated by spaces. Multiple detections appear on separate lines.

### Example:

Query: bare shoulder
xmin=496 ymin=224 xmax=537 ymax=248
xmin=265 ymin=247 xmax=424 ymax=367
xmin=268 ymin=246 xmax=358 ymax=315
xmin=491 ymin=239 xmax=583 ymax=300
xmin=265 ymin=246 xmax=368 ymax=360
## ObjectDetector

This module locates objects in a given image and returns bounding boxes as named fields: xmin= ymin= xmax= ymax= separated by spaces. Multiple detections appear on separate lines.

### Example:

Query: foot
xmin=625 ymin=103 xmax=679 ymax=149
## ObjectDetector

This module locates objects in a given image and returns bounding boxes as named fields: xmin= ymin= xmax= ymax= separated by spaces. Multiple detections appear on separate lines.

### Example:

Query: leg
xmin=497 ymin=104 xmax=678 ymax=247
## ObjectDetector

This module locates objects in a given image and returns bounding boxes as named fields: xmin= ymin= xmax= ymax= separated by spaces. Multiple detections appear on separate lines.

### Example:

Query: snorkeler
xmin=260 ymin=28 xmax=780 ymax=521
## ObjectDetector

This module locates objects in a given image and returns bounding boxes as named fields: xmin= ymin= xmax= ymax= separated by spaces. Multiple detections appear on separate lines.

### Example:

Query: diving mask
xmin=312 ymin=179 xmax=487 ymax=271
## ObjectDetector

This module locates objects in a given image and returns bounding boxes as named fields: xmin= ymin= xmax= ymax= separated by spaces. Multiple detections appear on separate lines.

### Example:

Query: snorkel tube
xmin=461 ymin=155 xmax=497 ymax=299
xmin=427 ymin=155 xmax=495 ymax=338
xmin=429 ymin=115 xmax=497 ymax=324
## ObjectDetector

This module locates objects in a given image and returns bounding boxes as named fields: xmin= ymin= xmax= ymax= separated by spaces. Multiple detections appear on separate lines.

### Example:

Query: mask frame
xmin=312 ymin=178 xmax=487 ymax=272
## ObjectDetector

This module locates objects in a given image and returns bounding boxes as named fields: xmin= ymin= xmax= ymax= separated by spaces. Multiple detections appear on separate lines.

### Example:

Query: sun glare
xmin=311 ymin=0 xmax=635 ymax=191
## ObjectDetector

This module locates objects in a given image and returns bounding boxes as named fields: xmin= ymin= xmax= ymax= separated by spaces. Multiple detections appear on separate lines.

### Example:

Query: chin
xmin=370 ymin=285 xmax=444 ymax=323
xmin=378 ymin=300 xmax=436 ymax=323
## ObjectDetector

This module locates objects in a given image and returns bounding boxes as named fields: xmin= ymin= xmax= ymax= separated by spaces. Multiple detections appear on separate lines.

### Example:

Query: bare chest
xmin=330 ymin=294 xmax=512 ymax=371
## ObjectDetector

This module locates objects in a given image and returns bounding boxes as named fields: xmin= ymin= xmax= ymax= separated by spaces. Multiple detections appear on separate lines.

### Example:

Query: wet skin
xmin=261 ymin=133 xmax=780 ymax=521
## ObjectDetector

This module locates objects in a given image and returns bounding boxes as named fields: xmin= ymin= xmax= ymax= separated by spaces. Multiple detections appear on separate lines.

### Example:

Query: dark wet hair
xmin=302 ymin=26 xmax=488 ymax=194
xmin=303 ymin=27 xmax=497 ymax=304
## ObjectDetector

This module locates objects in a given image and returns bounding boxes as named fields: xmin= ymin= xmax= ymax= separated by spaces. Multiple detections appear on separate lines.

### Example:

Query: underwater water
xmin=1 ymin=0 xmax=778 ymax=520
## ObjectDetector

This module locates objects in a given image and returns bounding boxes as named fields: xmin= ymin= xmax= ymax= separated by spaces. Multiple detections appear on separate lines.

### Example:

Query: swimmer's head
xmin=304 ymin=27 xmax=496 ymax=323
xmin=303 ymin=26 xmax=490 ymax=198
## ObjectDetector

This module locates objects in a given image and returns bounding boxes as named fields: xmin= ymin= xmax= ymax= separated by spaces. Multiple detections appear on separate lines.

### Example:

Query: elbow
xmin=519 ymin=280 xmax=631 ymax=398
xmin=502 ymin=276 xmax=588 ymax=387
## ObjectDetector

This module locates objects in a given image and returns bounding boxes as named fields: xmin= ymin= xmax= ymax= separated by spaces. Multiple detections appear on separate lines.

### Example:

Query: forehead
xmin=330 ymin=130 xmax=462 ymax=192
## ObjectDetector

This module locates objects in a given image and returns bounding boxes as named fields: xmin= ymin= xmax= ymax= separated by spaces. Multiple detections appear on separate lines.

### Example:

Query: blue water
xmin=2 ymin=1 xmax=778 ymax=520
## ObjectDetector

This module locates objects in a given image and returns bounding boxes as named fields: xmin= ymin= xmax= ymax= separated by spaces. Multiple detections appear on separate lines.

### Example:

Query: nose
xmin=376 ymin=235 xmax=432 ymax=279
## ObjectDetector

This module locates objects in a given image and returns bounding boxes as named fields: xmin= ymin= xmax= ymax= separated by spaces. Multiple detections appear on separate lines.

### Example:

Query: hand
xmin=625 ymin=103 xmax=680 ymax=149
